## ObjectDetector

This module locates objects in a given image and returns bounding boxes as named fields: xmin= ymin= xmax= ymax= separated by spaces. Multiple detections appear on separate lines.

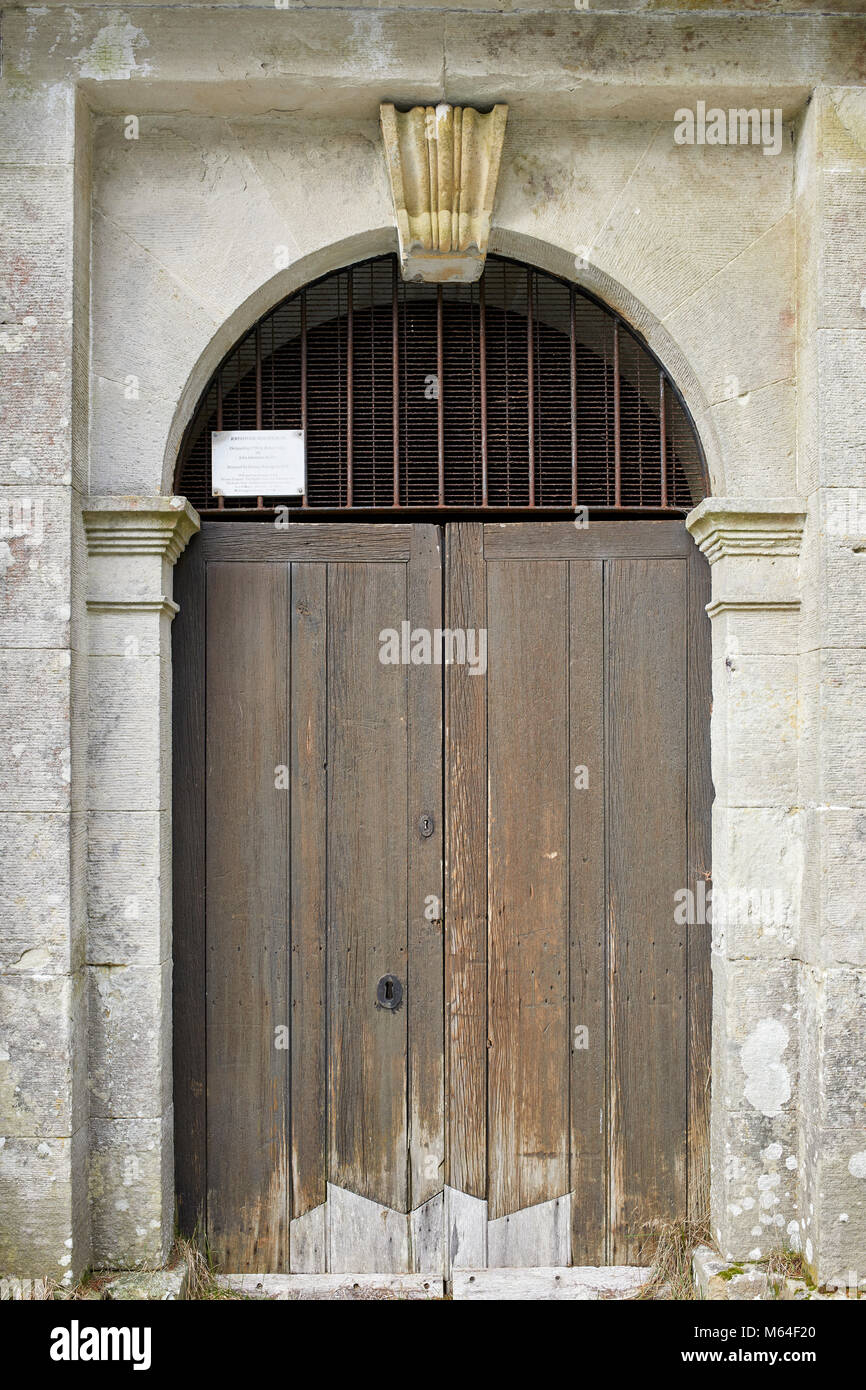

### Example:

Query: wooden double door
xmin=173 ymin=520 xmax=710 ymax=1274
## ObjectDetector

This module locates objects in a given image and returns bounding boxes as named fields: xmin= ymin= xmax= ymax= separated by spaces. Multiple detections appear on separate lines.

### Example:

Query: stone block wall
xmin=0 ymin=76 xmax=90 ymax=1284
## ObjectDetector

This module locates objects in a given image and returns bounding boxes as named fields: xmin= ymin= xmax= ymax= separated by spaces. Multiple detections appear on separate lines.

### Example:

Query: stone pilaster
xmin=0 ymin=81 xmax=90 ymax=1282
xmin=687 ymin=498 xmax=806 ymax=1267
xmin=83 ymin=497 xmax=199 ymax=1268
xmin=794 ymin=88 xmax=866 ymax=1287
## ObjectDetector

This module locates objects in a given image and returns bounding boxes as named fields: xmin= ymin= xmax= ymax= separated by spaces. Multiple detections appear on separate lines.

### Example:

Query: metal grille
xmin=176 ymin=254 xmax=706 ymax=514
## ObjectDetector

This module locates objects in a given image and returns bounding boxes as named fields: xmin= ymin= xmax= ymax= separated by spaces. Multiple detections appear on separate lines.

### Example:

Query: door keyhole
xmin=376 ymin=974 xmax=403 ymax=1011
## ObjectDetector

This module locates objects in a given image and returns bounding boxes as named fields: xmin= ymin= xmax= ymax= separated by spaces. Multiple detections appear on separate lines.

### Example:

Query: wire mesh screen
xmin=176 ymin=254 xmax=707 ymax=513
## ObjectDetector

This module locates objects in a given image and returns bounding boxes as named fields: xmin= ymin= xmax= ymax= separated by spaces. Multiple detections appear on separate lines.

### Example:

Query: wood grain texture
xmin=218 ymin=1273 xmax=442 ymax=1299
xmin=290 ymin=563 xmax=327 ymax=1220
xmin=289 ymin=1203 xmax=326 ymax=1273
xmin=487 ymin=1194 xmax=572 ymax=1268
xmin=205 ymin=562 xmax=289 ymax=1271
xmin=444 ymin=523 xmax=488 ymax=1200
xmin=174 ymin=519 xmax=711 ymax=1273
xmin=484 ymin=521 xmax=692 ymax=560
xmin=327 ymin=561 xmax=409 ymax=1211
xmin=568 ymin=561 xmax=606 ymax=1265
xmin=201 ymin=522 xmax=412 ymax=563
xmin=687 ymin=545 xmax=712 ymax=1225
xmin=172 ymin=534 xmax=206 ymax=1237
xmin=452 ymin=1265 xmax=650 ymax=1301
xmin=327 ymin=1184 xmax=409 ymax=1274
xmin=411 ymin=1191 xmax=445 ymax=1275
xmin=487 ymin=558 xmax=570 ymax=1219
xmin=445 ymin=1186 xmax=488 ymax=1272
xmin=607 ymin=558 xmax=688 ymax=1264
xmin=407 ymin=526 xmax=445 ymax=1209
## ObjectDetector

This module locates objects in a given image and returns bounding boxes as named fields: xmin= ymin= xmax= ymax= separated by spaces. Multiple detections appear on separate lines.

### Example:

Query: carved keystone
xmin=380 ymin=102 xmax=508 ymax=283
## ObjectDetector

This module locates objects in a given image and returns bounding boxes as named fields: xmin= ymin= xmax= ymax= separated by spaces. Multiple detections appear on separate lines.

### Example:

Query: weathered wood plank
xmin=217 ymin=1273 xmax=442 ymax=1300
xmin=487 ymin=1194 xmax=572 ymax=1268
xmin=407 ymin=525 xmax=445 ymax=1209
xmin=289 ymin=1203 xmax=327 ymax=1274
xmin=411 ymin=1191 xmax=444 ymax=1275
xmin=484 ymin=521 xmax=692 ymax=560
xmin=452 ymin=1265 xmax=650 ymax=1301
xmin=487 ymin=558 xmax=570 ymax=1219
xmin=445 ymin=1187 xmax=487 ymax=1272
xmin=327 ymin=562 xmax=408 ymax=1212
xmin=205 ymin=563 xmax=289 ymax=1271
xmin=201 ymin=522 xmax=412 ymax=563
xmin=171 ymin=533 xmax=206 ymax=1237
xmin=568 ymin=561 xmax=606 ymax=1264
xmin=687 ymin=544 xmax=713 ymax=1225
xmin=289 ymin=562 xmax=328 ymax=1223
xmin=444 ymin=523 xmax=488 ymax=1200
xmin=607 ymin=557 xmax=688 ymax=1264
xmin=327 ymin=1185 xmax=409 ymax=1274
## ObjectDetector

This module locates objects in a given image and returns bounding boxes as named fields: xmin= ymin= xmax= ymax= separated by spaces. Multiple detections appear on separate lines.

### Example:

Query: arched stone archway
xmin=82 ymin=217 xmax=809 ymax=1282
xmin=158 ymin=246 xmax=717 ymax=1278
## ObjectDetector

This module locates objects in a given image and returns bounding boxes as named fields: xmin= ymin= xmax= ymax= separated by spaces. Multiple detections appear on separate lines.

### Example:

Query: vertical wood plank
xmin=607 ymin=557 xmax=688 ymax=1264
xmin=687 ymin=545 xmax=713 ymax=1225
xmin=445 ymin=1186 xmax=488 ymax=1272
xmin=444 ymin=522 xmax=488 ymax=1200
xmin=290 ymin=562 xmax=328 ymax=1227
xmin=407 ymin=526 xmax=445 ymax=1208
xmin=568 ymin=560 xmax=606 ymax=1264
xmin=290 ymin=1203 xmax=327 ymax=1273
xmin=327 ymin=1184 xmax=409 ymax=1274
xmin=411 ymin=1191 xmax=444 ymax=1275
xmin=205 ymin=562 xmax=289 ymax=1271
xmin=327 ymin=561 xmax=408 ymax=1213
xmin=172 ymin=534 xmax=206 ymax=1237
xmin=487 ymin=559 xmax=570 ymax=1220
xmin=487 ymin=1193 xmax=571 ymax=1268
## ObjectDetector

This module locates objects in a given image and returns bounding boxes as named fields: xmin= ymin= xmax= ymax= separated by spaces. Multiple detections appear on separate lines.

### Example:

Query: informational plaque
xmin=211 ymin=430 xmax=305 ymax=497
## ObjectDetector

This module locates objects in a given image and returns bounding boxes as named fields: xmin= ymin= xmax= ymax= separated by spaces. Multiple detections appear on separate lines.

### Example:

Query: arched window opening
xmin=175 ymin=254 xmax=707 ymax=516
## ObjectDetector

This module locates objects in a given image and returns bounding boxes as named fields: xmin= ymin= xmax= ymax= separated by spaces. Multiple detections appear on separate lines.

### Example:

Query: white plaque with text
xmin=211 ymin=430 xmax=305 ymax=497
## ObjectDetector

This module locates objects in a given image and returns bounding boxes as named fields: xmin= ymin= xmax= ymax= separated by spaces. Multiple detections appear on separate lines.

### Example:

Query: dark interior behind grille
xmin=175 ymin=253 xmax=707 ymax=514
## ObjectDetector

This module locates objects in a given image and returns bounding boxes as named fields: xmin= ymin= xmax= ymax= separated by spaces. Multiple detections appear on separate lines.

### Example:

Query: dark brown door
xmin=444 ymin=522 xmax=711 ymax=1267
xmin=173 ymin=519 xmax=710 ymax=1273
xmin=173 ymin=523 xmax=443 ymax=1272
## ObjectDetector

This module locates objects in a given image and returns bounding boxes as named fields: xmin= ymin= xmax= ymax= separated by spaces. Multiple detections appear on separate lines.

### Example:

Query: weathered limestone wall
xmin=0 ymin=82 xmax=90 ymax=1282
xmin=1 ymin=3 xmax=864 ymax=1282
xmin=796 ymin=88 xmax=866 ymax=1286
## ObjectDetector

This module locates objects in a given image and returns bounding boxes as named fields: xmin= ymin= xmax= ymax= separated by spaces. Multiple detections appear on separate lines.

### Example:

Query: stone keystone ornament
xmin=380 ymin=102 xmax=508 ymax=283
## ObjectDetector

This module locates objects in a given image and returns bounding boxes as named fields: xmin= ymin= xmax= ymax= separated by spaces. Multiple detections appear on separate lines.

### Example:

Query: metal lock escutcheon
xmin=376 ymin=975 xmax=403 ymax=1011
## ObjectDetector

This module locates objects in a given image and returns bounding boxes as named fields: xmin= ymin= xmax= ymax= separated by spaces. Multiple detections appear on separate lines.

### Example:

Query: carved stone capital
xmin=686 ymin=497 xmax=806 ymax=563
xmin=686 ymin=497 xmax=807 ymax=620
xmin=380 ymin=102 xmax=508 ymax=283
xmin=83 ymin=496 xmax=200 ymax=618
xmin=83 ymin=496 xmax=200 ymax=563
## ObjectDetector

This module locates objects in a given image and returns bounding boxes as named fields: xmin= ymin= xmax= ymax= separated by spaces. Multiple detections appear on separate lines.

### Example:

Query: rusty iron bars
xmin=176 ymin=254 xmax=702 ymax=515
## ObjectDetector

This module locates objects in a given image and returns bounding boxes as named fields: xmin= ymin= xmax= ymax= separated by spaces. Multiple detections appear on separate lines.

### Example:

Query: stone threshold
xmin=0 ymin=1269 xmax=188 ymax=1302
xmin=692 ymin=1247 xmax=865 ymax=1301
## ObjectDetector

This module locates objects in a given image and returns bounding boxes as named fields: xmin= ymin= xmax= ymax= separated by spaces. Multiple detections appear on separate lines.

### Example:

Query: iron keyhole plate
xmin=376 ymin=974 xmax=403 ymax=1011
